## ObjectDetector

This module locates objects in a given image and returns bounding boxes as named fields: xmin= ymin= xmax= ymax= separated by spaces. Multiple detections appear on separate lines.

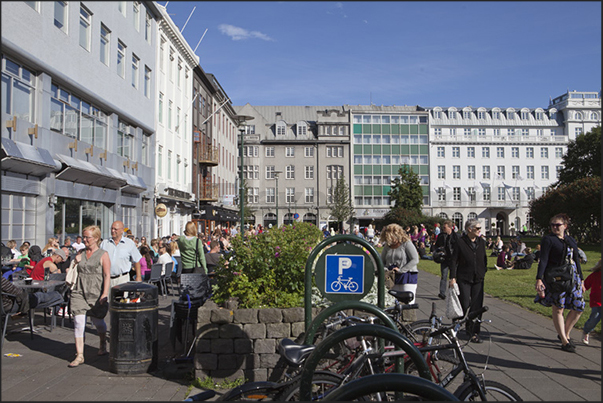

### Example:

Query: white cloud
xmin=218 ymin=24 xmax=274 ymax=41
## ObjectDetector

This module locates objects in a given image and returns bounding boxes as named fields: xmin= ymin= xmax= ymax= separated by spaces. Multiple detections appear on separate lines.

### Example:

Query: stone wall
xmin=193 ymin=304 xmax=320 ymax=383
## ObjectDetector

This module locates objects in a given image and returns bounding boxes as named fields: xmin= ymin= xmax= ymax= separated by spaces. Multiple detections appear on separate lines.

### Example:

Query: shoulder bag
xmin=65 ymin=260 xmax=78 ymax=289
xmin=543 ymin=238 xmax=574 ymax=294
xmin=192 ymin=238 xmax=206 ymax=275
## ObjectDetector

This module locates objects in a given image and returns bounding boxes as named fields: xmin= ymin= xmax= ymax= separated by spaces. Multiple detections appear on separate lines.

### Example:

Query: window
xmin=467 ymin=187 xmax=476 ymax=202
xmin=526 ymin=147 xmax=534 ymax=158
xmin=266 ymin=188 xmax=275 ymax=203
xmin=157 ymin=146 xmax=163 ymax=176
xmin=176 ymin=155 xmax=180 ymax=182
xmin=483 ymin=187 xmax=491 ymax=201
xmin=511 ymin=147 xmax=519 ymax=158
xmin=450 ymin=128 xmax=457 ymax=137
xmin=464 ymin=128 xmax=471 ymax=137
xmin=437 ymin=147 xmax=445 ymax=158
xmin=169 ymin=49 xmax=174 ymax=81
xmin=535 ymin=111 xmax=543 ymax=120
xmin=527 ymin=166 xmax=534 ymax=179
xmin=493 ymin=128 xmax=501 ymax=136
xmin=452 ymin=166 xmax=460 ymax=179
xmin=478 ymin=111 xmax=485 ymax=120
xmin=158 ymin=92 xmax=163 ymax=124
xmin=512 ymin=187 xmax=520 ymax=201
xmin=2 ymin=57 xmax=36 ymax=123
xmin=507 ymin=111 xmax=515 ymax=120
xmin=145 ymin=12 xmax=152 ymax=43
xmin=286 ymin=188 xmax=295 ymax=204
xmin=266 ymin=166 xmax=276 ymax=179
xmin=493 ymin=111 xmax=501 ymax=120
xmin=159 ymin=38 xmax=165 ymax=71
xmin=326 ymin=165 xmax=343 ymax=180
xmin=117 ymin=121 xmax=132 ymax=159
xmin=79 ymin=5 xmax=91 ymax=50
xmin=467 ymin=147 xmax=475 ymax=158
xmin=497 ymin=147 xmax=504 ymax=158
xmin=540 ymin=147 xmax=548 ymax=158
xmin=305 ymin=166 xmax=314 ymax=179
xmin=521 ymin=111 xmax=529 ymax=120
xmin=434 ymin=128 xmax=442 ymax=137
xmin=452 ymin=147 xmax=460 ymax=158
xmin=478 ymin=128 xmax=485 ymax=137
xmin=508 ymin=128 xmax=515 ymax=137
xmin=453 ymin=187 xmax=461 ymax=201
xmin=522 ymin=129 xmax=529 ymax=136
xmin=305 ymin=188 xmax=314 ymax=203
xmin=497 ymin=187 xmax=506 ymax=201
xmin=497 ymin=166 xmax=505 ymax=180
xmin=482 ymin=166 xmax=490 ymax=180
xmin=133 ymin=1 xmax=140 ymax=31
xmin=556 ymin=166 xmax=563 ymax=178
xmin=100 ymin=24 xmax=110 ymax=65
xmin=550 ymin=129 xmax=557 ymax=136
xmin=526 ymin=187 xmax=535 ymax=201
xmin=482 ymin=147 xmax=490 ymax=158
xmin=536 ymin=129 xmax=543 ymax=137
xmin=297 ymin=121 xmax=308 ymax=136
xmin=327 ymin=146 xmax=343 ymax=158
xmin=25 ymin=1 xmax=39 ymax=11
xmin=141 ymin=133 xmax=150 ymax=165
xmin=117 ymin=41 xmax=126 ymax=78
xmin=541 ymin=166 xmax=549 ymax=180
xmin=266 ymin=147 xmax=275 ymax=157
xmin=437 ymin=166 xmax=445 ymax=179
xmin=167 ymin=150 xmax=172 ymax=179
xmin=54 ymin=1 xmax=67 ymax=32
xmin=512 ymin=166 xmax=520 ymax=179
xmin=437 ymin=187 xmax=446 ymax=201
xmin=118 ymin=1 xmax=126 ymax=16
xmin=286 ymin=165 xmax=295 ymax=179
xmin=555 ymin=147 xmax=563 ymax=158
xmin=175 ymin=107 xmax=180 ymax=133
xmin=177 ymin=58 xmax=182 ymax=88
xmin=168 ymin=100 xmax=172 ymax=129
xmin=449 ymin=110 xmax=456 ymax=119
xmin=285 ymin=147 xmax=295 ymax=157
xmin=305 ymin=147 xmax=314 ymax=157
xmin=131 ymin=54 xmax=139 ymax=88
xmin=467 ymin=165 xmax=476 ymax=179
xmin=276 ymin=121 xmax=286 ymax=135
xmin=575 ymin=127 xmax=583 ymax=136
xmin=144 ymin=66 xmax=151 ymax=97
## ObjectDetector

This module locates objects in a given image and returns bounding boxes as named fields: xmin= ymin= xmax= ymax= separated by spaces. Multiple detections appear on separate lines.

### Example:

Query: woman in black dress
xmin=534 ymin=213 xmax=585 ymax=353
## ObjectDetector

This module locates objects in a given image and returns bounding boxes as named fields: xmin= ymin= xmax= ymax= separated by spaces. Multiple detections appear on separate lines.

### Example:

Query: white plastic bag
xmin=65 ymin=260 xmax=78 ymax=289
xmin=445 ymin=283 xmax=463 ymax=319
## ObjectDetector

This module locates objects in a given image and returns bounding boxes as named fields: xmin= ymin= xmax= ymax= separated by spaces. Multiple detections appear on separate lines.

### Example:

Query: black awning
xmin=1 ymin=137 xmax=62 ymax=177
xmin=55 ymin=154 xmax=127 ymax=189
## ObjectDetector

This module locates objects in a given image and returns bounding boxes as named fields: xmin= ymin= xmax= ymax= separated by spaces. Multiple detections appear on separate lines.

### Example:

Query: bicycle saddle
xmin=388 ymin=289 xmax=414 ymax=304
xmin=278 ymin=338 xmax=316 ymax=367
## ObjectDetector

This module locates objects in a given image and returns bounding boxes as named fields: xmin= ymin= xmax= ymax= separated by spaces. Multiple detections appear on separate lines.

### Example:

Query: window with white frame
xmin=526 ymin=147 xmax=534 ymax=158
xmin=437 ymin=187 xmax=446 ymax=201
xmin=452 ymin=147 xmax=460 ymax=158
xmin=285 ymin=147 xmax=295 ymax=157
xmin=100 ymin=24 xmax=110 ymax=65
xmin=483 ymin=187 xmax=491 ymax=201
xmin=327 ymin=146 xmax=343 ymax=157
xmin=449 ymin=110 xmax=457 ymax=119
xmin=526 ymin=187 xmax=535 ymax=200
xmin=522 ymin=129 xmax=529 ymax=136
xmin=575 ymin=127 xmax=583 ymax=136
xmin=433 ymin=110 xmax=441 ymax=119
xmin=512 ymin=166 xmax=520 ymax=179
xmin=434 ymin=128 xmax=442 ymax=137
xmin=54 ymin=1 xmax=67 ymax=32
xmin=452 ymin=166 xmax=460 ymax=179
xmin=158 ymin=92 xmax=164 ymax=124
xmin=117 ymin=40 xmax=126 ymax=78
xmin=497 ymin=166 xmax=505 ymax=180
xmin=591 ymin=112 xmax=600 ymax=120
xmin=556 ymin=166 xmax=563 ymax=178
xmin=141 ymin=132 xmax=150 ymax=165
xmin=483 ymin=166 xmax=490 ymax=180
xmin=540 ymin=147 xmax=548 ymax=158
xmin=467 ymin=187 xmax=476 ymax=201
xmin=478 ymin=128 xmax=485 ymax=136
xmin=527 ymin=166 xmax=534 ymax=179
xmin=327 ymin=165 xmax=343 ymax=180
xmin=177 ymin=58 xmax=182 ymax=88
xmin=297 ymin=121 xmax=307 ymax=136
xmin=497 ymin=147 xmax=504 ymax=158
xmin=131 ymin=54 xmax=139 ymax=88
xmin=450 ymin=128 xmax=457 ymax=136
xmin=464 ymin=128 xmax=471 ymax=136
xmin=493 ymin=128 xmax=501 ymax=136
xmin=2 ymin=57 xmax=36 ymax=123
xmin=168 ymin=49 xmax=174 ymax=81
xmin=541 ymin=166 xmax=549 ymax=179
xmin=437 ymin=147 xmax=445 ymax=157
xmin=117 ymin=121 xmax=132 ymax=159
xmin=144 ymin=66 xmax=151 ymax=98
xmin=286 ymin=188 xmax=295 ymax=203
xmin=266 ymin=147 xmax=275 ymax=157
xmin=79 ymin=5 xmax=92 ymax=50
xmin=266 ymin=166 xmax=275 ymax=179
xmin=453 ymin=187 xmax=461 ymax=201
xmin=305 ymin=147 xmax=314 ymax=157
xmin=555 ymin=147 xmax=563 ymax=158
xmin=507 ymin=111 xmax=515 ymax=120
xmin=243 ymin=146 xmax=258 ymax=157
xmin=550 ymin=129 xmax=557 ymax=136
xmin=521 ymin=111 xmax=529 ymax=120
xmin=159 ymin=38 xmax=165 ymax=71
xmin=493 ymin=111 xmax=501 ymax=120
xmin=512 ymin=187 xmax=520 ymax=201
xmin=467 ymin=165 xmax=476 ymax=179
xmin=467 ymin=147 xmax=475 ymax=158
xmin=168 ymin=100 xmax=172 ymax=129
xmin=276 ymin=121 xmax=286 ymax=135
xmin=157 ymin=146 xmax=163 ymax=176
xmin=286 ymin=165 xmax=295 ymax=179
xmin=437 ymin=166 xmax=445 ymax=179
xmin=482 ymin=147 xmax=490 ymax=158
xmin=508 ymin=128 xmax=515 ymax=136
xmin=327 ymin=187 xmax=335 ymax=204
xmin=536 ymin=129 xmax=543 ymax=137
xmin=145 ymin=12 xmax=152 ymax=43
xmin=497 ymin=187 xmax=506 ymax=201
xmin=266 ymin=188 xmax=275 ymax=203
xmin=246 ymin=187 xmax=259 ymax=204
xmin=133 ymin=1 xmax=140 ymax=31
xmin=176 ymin=155 xmax=180 ymax=182
xmin=305 ymin=166 xmax=314 ymax=179
xmin=511 ymin=147 xmax=519 ymax=158
xmin=535 ymin=111 xmax=543 ymax=120
xmin=305 ymin=188 xmax=314 ymax=203
xmin=477 ymin=111 xmax=485 ymax=120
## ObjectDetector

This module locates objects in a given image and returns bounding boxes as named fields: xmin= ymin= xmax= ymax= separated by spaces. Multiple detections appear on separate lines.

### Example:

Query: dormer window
xmin=276 ymin=121 xmax=286 ymax=136
xmin=448 ymin=110 xmax=457 ymax=119
xmin=297 ymin=121 xmax=307 ymax=136
xmin=521 ymin=110 xmax=529 ymax=120
xmin=433 ymin=110 xmax=441 ymax=119
xmin=463 ymin=110 xmax=471 ymax=119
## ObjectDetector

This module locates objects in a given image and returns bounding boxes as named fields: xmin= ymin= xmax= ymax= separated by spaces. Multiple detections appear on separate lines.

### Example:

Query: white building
xmin=152 ymin=3 xmax=198 ymax=238
xmin=426 ymin=90 xmax=601 ymax=235
xmin=1 ymin=1 xmax=160 ymax=244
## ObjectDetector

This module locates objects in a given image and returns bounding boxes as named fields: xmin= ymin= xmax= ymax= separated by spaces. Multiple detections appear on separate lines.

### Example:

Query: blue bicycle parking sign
xmin=325 ymin=254 xmax=364 ymax=294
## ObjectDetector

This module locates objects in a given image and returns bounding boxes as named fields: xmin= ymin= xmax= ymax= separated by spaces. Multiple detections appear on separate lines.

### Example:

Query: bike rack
xmin=298 ymin=324 xmax=432 ymax=401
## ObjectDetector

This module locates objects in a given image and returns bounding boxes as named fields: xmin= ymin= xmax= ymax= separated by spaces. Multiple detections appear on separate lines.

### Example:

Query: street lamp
xmin=272 ymin=171 xmax=282 ymax=227
xmin=236 ymin=114 xmax=254 ymax=232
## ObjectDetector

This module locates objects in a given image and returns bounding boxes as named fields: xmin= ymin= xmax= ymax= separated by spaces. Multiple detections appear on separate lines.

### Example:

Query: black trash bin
xmin=109 ymin=282 xmax=158 ymax=374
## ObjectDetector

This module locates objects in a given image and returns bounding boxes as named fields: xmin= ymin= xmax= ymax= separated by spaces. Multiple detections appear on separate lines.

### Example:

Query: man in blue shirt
xmin=101 ymin=221 xmax=142 ymax=286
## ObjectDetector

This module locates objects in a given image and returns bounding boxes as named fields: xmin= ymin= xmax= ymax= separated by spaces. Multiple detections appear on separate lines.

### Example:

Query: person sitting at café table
xmin=3 ymin=243 xmax=30 ymax=281
xmin=30 ymin=249 xmax=66 ymax=280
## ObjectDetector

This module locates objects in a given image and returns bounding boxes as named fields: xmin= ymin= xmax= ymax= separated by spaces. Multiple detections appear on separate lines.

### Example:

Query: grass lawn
xmin=384 ymin=238 xmax=601 ymax=335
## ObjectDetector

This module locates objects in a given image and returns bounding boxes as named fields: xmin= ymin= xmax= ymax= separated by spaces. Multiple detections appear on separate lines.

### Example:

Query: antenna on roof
xmin=194 ymin=29 xmax=208 ymax=53
xmin=181 ymin=6 xmax=196 ymax=33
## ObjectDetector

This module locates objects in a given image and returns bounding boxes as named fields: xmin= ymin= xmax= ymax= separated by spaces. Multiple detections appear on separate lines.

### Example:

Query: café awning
xmin=1 ymin=137 xmax=62 ymax=177
xmin=55 ymin=154 xmax=127 ymax=189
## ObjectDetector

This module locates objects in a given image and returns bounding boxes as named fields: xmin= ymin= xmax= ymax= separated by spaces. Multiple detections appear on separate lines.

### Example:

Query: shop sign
xmin=155 ymin=203 xmax=168 ymax=217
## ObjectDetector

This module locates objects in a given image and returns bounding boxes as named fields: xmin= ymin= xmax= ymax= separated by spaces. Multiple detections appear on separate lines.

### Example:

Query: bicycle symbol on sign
xmin=330 ymin=276 xmax=359 ymax=292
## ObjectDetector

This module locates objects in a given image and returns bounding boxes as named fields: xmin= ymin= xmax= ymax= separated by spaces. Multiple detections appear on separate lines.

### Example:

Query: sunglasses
xmin=550 ymin=223 xmax=564 ymax=228
xmin=473 ymin=227 xmax=482 ymax=230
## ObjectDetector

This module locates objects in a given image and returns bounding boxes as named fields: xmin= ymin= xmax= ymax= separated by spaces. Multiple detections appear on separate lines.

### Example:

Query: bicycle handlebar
xmin=429 ymin=306 xmax=489 ymax=338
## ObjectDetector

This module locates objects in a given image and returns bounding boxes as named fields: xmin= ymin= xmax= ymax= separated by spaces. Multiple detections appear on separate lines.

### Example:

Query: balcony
xmin=198 ymin=178 xmax=219 ymax=202
xmin=197 ymin=144 xmax=219 ymax=166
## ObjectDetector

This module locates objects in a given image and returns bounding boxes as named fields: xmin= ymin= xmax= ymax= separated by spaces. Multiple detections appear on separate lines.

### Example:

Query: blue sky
xmin=162 ymin=1 xmax=601 ymax=109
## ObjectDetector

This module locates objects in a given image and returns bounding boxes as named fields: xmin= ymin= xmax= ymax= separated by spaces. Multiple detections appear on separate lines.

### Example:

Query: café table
xmin=13 ymin=279 xmax=66 ymax=336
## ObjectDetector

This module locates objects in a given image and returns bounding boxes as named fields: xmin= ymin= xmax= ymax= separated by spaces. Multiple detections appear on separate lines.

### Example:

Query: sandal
xmin=68 ymin=354 xmax=85 ymax=368
xmin=470 ymin=335 xmax=483 ymax=344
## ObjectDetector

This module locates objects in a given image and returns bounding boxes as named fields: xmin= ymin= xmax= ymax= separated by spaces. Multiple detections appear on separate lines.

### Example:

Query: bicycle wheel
xmin=275 ymin=372 xmax=346 ymax=401
xmin=408 ymin=321 xmax=458 ymax=360
xmin=330 ymin=281 xmax=341 ymax=292
xmin=405 ymin=350 xmax=459 ymax=384
xmin=219 ymin=381 xmax=282 ymax=401
xmin=454 ymin=379 xmax=523 ymax=401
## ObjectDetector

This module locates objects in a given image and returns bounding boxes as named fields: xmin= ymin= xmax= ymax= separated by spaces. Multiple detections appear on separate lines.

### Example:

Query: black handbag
xmin=191 ymin=238 xmax=206 ymax=275
xmin=543 ymin=238 xmax=574 ymax=294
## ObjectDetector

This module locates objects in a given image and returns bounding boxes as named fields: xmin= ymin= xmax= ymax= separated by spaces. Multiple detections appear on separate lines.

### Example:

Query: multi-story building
xmin=1 ymin=1 xmax=160 ymax=244
xmin=426 ymin=90 xmax=601 ymax=235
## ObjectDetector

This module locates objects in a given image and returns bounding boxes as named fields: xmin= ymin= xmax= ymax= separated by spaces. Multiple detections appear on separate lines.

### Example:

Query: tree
xmin=329 ymin=174 xmax=355 ymax=233
xmin=555 ymin=126 xmax=601 ymax=186
xmin=388 ymin=165 xmax=423 ymax=214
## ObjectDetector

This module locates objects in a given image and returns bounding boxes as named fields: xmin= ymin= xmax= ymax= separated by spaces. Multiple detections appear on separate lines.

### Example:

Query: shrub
xmin=212 ymin=222 xmax=323 ymax=308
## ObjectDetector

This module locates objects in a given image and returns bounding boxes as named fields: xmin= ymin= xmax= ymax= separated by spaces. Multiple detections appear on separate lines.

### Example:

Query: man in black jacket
xmin=449 ymin=219 xmax=488 ymax=343
xmin=433 ymin=220 xmax=457 ymax=299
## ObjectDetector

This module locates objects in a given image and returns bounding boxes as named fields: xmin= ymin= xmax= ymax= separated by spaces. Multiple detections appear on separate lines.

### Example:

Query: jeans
xmin=439 ymin=264 xmax=450 ymax=296
xmin=583 ymin=306 xmax=601 ymax=334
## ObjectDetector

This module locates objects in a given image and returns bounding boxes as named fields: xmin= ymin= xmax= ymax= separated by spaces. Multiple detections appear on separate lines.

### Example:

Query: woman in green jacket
xmin=176 ymin=221 xmax=207 ymax=274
